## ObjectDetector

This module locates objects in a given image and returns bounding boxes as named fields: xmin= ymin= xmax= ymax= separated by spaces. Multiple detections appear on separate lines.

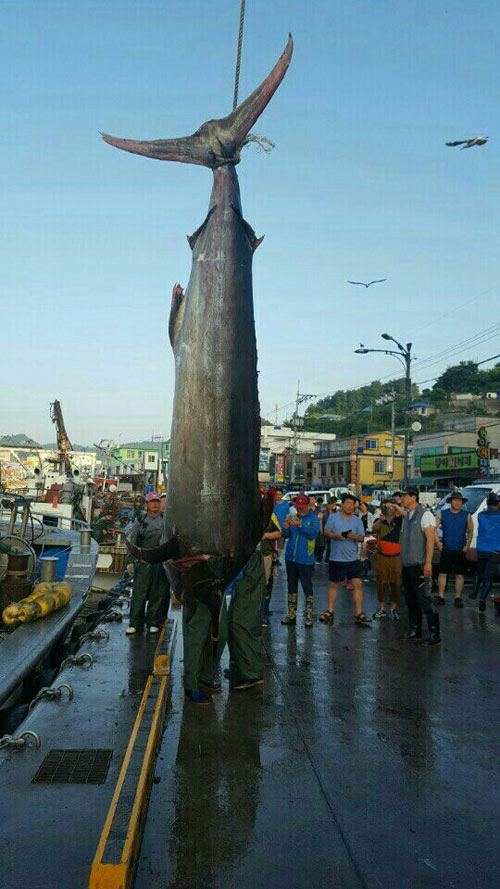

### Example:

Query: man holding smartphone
xmin=319 ymin=493 xmax=372 ymax=626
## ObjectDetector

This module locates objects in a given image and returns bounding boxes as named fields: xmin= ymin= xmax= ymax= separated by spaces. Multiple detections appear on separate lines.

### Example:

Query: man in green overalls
xmin=125 ymin=491 xmax=170 ymax=635
xmin=183 ymin=548 xmax=266 ymax=705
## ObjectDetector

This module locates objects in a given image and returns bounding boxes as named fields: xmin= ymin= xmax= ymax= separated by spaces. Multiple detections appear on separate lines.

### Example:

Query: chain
xmin=28 ymin=683 xmax=74 ymax=712
xmin=0 ymin=731 xmax=41 ymax=750
xmin=78 ymin=628 xmax=110 ymax=647
xmin=59 ymin=652 xmax=94 ymax=671
xmin=233 ymin=0 xmax=246 ymax=110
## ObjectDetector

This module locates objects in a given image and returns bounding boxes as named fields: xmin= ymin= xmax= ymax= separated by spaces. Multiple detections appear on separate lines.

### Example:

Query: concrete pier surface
xmin=137 ymin=565 xmax=499 ymax=889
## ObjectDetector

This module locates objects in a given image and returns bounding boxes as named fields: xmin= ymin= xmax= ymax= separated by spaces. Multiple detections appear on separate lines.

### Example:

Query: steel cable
xmin=233 ymin=0 xmax=246 ymax=110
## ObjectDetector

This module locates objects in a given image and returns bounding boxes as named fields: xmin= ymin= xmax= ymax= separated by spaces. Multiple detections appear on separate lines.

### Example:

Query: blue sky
xmin=1 ymin=0 xmax=498 ymax=444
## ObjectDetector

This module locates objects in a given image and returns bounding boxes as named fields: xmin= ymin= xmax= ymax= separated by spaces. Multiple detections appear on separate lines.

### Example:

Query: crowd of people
xmin=122 ymin=484 xmax=500 ymax=705
xmin=264 ymin=485 xmax=500 ymax=645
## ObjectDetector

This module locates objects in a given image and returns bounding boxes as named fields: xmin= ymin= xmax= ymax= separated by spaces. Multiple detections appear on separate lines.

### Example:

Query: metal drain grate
xmin=32 ymin=749 xmax=113 ymax=785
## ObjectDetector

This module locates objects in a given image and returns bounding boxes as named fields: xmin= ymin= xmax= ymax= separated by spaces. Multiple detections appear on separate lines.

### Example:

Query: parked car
xmin=283 ymin=487 xmax=350 ymax=503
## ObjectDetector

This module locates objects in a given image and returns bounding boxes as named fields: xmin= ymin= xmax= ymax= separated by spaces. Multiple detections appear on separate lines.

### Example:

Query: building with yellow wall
xmin=312 ymin=431 xmax=405 ymax=494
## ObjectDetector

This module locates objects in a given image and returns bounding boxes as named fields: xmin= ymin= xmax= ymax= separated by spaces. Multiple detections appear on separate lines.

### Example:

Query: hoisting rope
xmin=232 ymin=0 xmax=246 ymax=110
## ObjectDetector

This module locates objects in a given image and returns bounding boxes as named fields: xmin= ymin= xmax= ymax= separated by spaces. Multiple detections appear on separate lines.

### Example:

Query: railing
xmin=0 ymin=497 xmax=90 ymax=540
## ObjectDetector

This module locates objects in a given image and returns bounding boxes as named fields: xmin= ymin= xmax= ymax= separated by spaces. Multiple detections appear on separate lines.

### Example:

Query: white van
xmin=435 ymin=482 xmax=500 ymax=551
xmin=283 ymin=487 xmax=350 ymax=503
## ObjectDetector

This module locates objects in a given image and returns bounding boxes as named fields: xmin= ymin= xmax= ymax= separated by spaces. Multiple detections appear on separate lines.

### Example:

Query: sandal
xmin=355 ymin=612 xmax=372 ymax=627
xmin=319 ymin=610 xmax=334 ymax=623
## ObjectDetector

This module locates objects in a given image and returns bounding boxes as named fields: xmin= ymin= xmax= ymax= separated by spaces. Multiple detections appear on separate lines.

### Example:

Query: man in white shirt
xmin=399 ymin=486 xmax=439 ymax=647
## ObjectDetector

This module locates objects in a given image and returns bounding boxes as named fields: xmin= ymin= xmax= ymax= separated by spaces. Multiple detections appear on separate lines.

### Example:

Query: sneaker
xmin=434 ymin=596 xmax=445 ymax=606
xmin=232 ymin=678 xmax=264 ymax=691
xmin=304 ymin=616 xmax=313 ymax=628
xmin=454 ymin=597 xmax=464 ymax=608
xmin=390 ymin=609 xmax=400 ymax=622
xmin=125 ymin=626 xmax=137 ymax=635
xmin=372 ymin=608 xmax=387 ymax=619
xmin=184 ymin=689 xmax=212 ymax=705
xmin=148 ymin=625 xmax=160 ymax=634
xmin=261 ymin=618 xmax=269 ymax=628
xmin=199 ymin=680 xmax=222 ymax=694
xmin=281 ymin=614 xmax=296 ymax=625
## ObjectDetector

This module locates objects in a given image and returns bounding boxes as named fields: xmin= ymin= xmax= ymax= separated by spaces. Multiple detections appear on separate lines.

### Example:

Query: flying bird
xmin=445 ymin=136 xmax=488 ymax=149
xmin=347 ymin=279 xmax=387 ymax=288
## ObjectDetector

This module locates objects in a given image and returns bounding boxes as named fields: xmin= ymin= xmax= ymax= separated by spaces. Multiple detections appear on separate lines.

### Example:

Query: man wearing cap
xmin=434 ymin=490 xmax=473 ymax=607
xmin=125 ymin=492 xmax=170 ymax=635
xmin=399 ymin=486 xmax=439 ymax=647
xmin=281 ymin=494 xmax=320 ymax=627
xmin=371 ymin=498 xmax=402 ymax=620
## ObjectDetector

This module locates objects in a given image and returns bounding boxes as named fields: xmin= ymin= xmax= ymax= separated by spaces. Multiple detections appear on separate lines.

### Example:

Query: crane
xmin=49 ymin=400 xmax=73 ymax=476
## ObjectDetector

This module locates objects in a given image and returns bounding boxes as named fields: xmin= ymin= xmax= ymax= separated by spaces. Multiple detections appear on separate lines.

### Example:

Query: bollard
xmin=39 ymin=557 xmax=58 ymax=583
xmin=80 ymin=529 xmax=92 ymax=552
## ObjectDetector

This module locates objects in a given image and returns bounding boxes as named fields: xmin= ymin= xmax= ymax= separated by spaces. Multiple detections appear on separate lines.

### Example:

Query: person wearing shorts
xmin=319 ymin=493 xmax=371 ymax=627
xmin=434 ymin=490 xmax=472 ymax=607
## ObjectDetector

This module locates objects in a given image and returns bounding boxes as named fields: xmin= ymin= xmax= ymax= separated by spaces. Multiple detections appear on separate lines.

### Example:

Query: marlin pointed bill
xmin=101 ymin=34 xmax=293 ymax=169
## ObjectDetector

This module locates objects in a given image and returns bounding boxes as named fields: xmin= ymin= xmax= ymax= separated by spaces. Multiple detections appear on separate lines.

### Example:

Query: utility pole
xmin=355 ymin=334 xmax=412 ymax=488
xmin=290 ymin=382 xmax=300 ymax=485
xmin=151 ymin=434 xmax=164 ymax=490
xmin=290 ymin=382 xmax=317 ymax=486
xmin=390 ymin=388 xmax=396 ymax=489
xmin=403 ymin=345 xmax=412 ymax=489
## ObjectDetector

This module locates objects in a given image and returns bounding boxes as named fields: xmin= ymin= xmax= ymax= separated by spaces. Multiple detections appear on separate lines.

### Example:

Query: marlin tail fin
xmin=101 ymin=35 xmax=293 ymax=169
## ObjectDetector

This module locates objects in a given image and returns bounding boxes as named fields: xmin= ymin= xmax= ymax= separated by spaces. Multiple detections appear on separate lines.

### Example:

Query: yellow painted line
xmin=153 ymin=617 xmax=177 ymax=676
xmin=89 ymin=618 xmax=177 ymax=889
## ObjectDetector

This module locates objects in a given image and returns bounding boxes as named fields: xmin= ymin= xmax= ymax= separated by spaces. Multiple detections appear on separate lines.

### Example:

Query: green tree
xmin=433 ymin=361 xmax=480 ymax=394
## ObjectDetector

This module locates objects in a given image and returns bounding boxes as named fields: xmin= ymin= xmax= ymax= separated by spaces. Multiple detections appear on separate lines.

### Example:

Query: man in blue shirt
xmin=272 ymin=487 xmax=290 ymax=562
xmin=319 ymin=493 xmax=372 ymax=627
xmin=434 ymin=490 xmax=473 ymax=607
xmin=281 ymin=493 xmax=320 ymax=627
xmin=475 ymin=492 xmax=500 ymax=612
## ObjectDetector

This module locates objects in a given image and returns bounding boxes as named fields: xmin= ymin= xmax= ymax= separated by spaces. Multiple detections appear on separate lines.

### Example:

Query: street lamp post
xmin=354 ymin=334 xmax=413 ymax=488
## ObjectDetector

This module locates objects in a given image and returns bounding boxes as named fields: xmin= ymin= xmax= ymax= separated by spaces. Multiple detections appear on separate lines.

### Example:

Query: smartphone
xmin=341 ymin=530 xmax=351 ymax=538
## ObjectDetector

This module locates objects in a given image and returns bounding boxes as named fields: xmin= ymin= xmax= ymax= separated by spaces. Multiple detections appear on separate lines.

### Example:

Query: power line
xmin=413 ymin=283 xmax=499 ymax=334
xmin=414 ymin=352 xmax=500 ymax=386
xmin=263 ymin=333 xmax=500 ymax=425
xmin=414 ymin=323 xmax=500 ymax=370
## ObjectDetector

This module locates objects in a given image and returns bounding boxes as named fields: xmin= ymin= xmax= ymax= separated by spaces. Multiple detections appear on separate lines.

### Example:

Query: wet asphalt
xmin=136 ymin=564 xmax=499 ymax=889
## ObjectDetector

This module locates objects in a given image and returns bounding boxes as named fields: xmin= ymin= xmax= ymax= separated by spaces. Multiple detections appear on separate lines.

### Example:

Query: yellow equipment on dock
xmin=2 ymin=581 xmax=71 ymax=625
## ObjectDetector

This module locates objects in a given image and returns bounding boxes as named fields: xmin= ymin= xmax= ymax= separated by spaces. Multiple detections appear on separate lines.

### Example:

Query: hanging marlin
xmin=103 ymin=36 xmax=293 ymax=633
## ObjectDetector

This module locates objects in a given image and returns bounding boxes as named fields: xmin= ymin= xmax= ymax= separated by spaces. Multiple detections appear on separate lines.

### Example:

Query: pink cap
xmin=294 ymin=494 xmax=309 ymax=509
xmin=145 ymin=492 xmax=161 ymax=503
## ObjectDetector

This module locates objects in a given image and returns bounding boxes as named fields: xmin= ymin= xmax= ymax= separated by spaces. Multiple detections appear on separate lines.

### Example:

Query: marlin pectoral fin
xmin=125 ymin=536 xmax=180 ymax=564
xmin=231 ymin=206 xmax=264 ymax=252
xmin=101 ymin=35 xmax=293 ymax=169
xmin=168 ymin=283 xmax=186 ymax=349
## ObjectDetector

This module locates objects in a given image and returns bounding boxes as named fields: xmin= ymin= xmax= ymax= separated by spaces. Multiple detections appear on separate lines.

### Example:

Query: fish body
xmin=165 ymin=163 xmax=262 ymax=601
xmin=103 ymin=37 xmax=293 ymax=620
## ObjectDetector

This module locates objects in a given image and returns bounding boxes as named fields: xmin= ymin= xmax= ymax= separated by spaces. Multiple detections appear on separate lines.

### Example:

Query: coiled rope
xmin=233 ymin=0 xmax=246 ymax=110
